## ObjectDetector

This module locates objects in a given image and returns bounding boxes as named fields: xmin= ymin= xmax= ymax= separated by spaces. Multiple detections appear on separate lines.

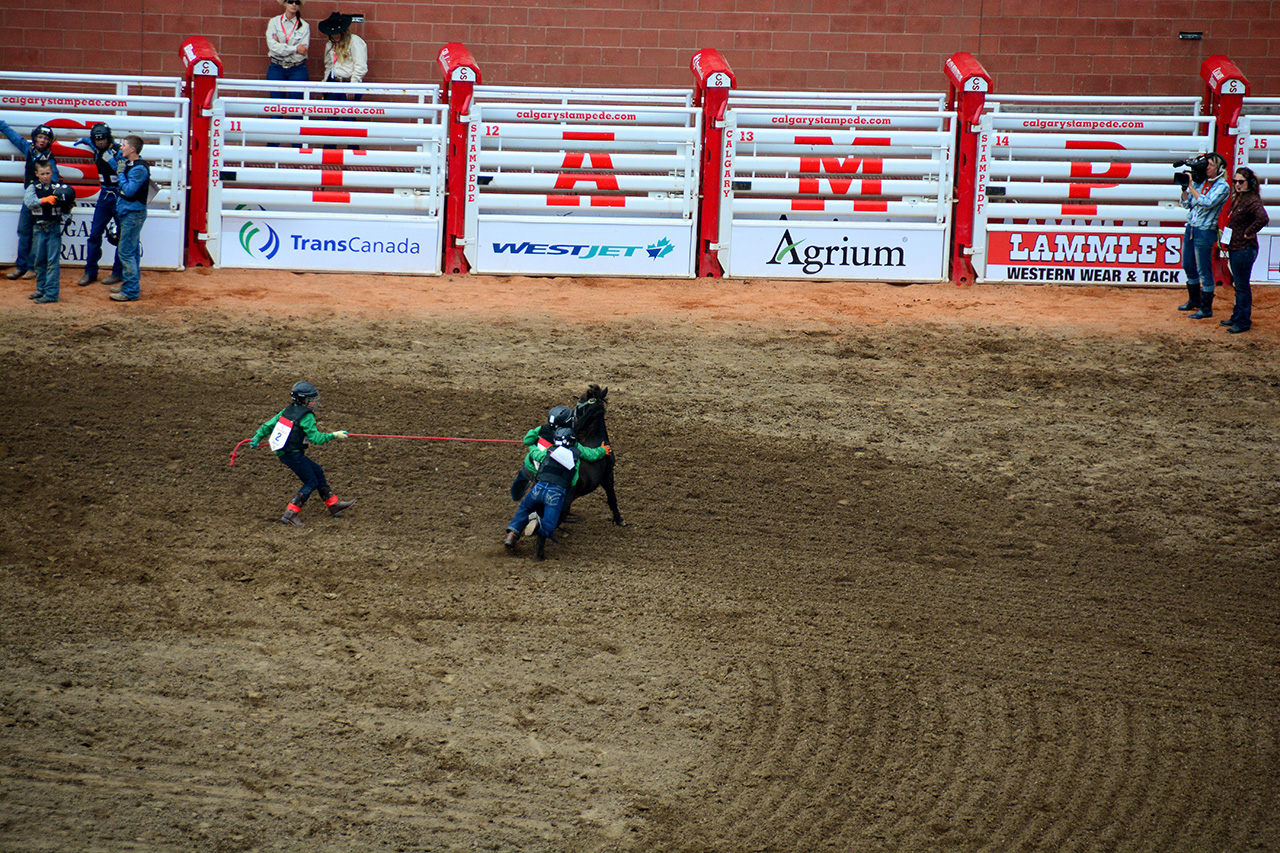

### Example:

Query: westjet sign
xmin=476 ymin=221 xmax=693 ymax=276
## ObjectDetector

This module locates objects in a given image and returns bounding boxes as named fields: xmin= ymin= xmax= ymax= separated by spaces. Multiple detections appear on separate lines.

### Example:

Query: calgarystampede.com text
xmin=261 ymin=104 xmax=388 ymax=116
xmin=1019 ymin=118 xmax=1147 ymax=129
xmin=770 ymin=115 xmax=894 ymax=126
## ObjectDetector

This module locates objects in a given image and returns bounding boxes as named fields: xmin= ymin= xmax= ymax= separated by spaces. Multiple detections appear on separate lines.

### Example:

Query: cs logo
xmin=238 ymin=220 xmax=280 ymax=260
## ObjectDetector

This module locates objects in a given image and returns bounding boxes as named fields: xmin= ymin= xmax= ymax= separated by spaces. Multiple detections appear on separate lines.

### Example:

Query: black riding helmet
xmin=553 ymin=426 xmax=576 ymax=446
xmin=548 ymin=405 xmax=573 ymax=428
xmin=31 ymin=124 xmax=54 ymax=145
xmin=291 ymin=381 xmax=320 ymax=404
xmin=89 ymin=123 xmax=113 ymax=144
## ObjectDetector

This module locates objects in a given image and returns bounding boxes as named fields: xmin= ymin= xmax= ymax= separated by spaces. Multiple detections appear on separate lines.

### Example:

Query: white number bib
xmin=548 ymin=445 xmax=575 ymax=469
xmin=267 ymin=416 xmax=295 ymax=451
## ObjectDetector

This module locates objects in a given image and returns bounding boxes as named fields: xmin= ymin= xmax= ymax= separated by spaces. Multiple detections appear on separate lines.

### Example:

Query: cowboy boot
xmin=1178 ymin=281 xmax=1200 ymax=311
xmin=535 ymin=534 xmax=547 ymax=561
xmin=325 ymin=494 xmax=355 ymax=516
xmin=504 ymin=530 xmax=519 ymax=550
xmin=1190 ymin=291 xmax=1213 ymax=319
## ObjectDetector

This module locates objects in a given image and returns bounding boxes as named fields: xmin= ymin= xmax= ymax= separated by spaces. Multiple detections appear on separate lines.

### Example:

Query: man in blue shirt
xmin=110 ymin=135 xmax=150 ymax=302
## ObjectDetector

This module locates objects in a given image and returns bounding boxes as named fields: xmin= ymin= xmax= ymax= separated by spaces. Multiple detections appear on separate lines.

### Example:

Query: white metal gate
xmin=715 ymin=91 xmax=956 ymax=281
xmin=973 ymin=95 xmax=1213 ymax=286
xmin=207 ymin=79 xmax=447 ymax=274
xmin=1235 ymin=98 xmax=1280 ymax=284
xmin=461 ymin=85 xmax=701 ymax=277
xmin=0 ymin=71 xmax=188 ymax=270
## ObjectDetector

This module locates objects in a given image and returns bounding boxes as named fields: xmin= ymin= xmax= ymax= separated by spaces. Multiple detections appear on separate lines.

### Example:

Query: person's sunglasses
xmin=285 ymin=1 xmax=301 ymax=5
xmin=1233 ymin=179 xmax=1247 ymax=185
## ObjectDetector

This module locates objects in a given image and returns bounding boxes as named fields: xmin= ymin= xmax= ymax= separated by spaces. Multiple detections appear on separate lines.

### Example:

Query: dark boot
xmin=1178 ymin=282 xmax=1201 ymax=311
xmin=281 ymin=503 xmax=304 ymax=526
xmin=1190 ymin=291 xmax=1213 ymax=319
xmin=504 ymin=530 xmax=519 ymax=550
xmin=535 ymin=534 xmax=547 ymax=561
xmin=325 ymin=495 xmax=355 ymax=516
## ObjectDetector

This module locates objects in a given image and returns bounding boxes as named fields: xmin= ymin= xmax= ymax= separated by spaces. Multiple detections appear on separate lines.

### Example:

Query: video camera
xmin=1173 ymin=154 xmax=1210 ymax=188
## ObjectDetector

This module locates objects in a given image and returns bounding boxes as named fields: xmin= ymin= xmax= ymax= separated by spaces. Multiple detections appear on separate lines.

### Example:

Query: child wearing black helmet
xmin=509 ymin=404 xmax=575 ymax=501
xmin=23 ymin=159 xmax=75 ymax=304
xmin=504 ymin=426 xmax=608 ymax=559
xmin=0 ymin=119 xmax=59 ymax=281
xmin=73 ymin=123 xmax=126 ymax=288
xmin=249 ymin=381 xmax=354 ymax=526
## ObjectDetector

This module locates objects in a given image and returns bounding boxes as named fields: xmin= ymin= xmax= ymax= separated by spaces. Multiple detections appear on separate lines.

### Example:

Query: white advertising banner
xmin=475 ymin=219 xmax=695 ymax=277
xmin=726 ymin=223 xmax=947 ymax=281
xmin=0 ymin=207 xmax=184 ymax=270
xmin=983 ymin=228 xmax=1186 ymax=285
xmin=219 ymin=214 xmax=442 ymax=274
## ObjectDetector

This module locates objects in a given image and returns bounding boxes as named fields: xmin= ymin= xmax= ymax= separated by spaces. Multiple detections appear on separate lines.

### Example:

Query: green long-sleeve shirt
xmin=528 ymin=442 xmax=608 ymax=488
xmin=250 ymin=408 xmax=337 ymax=456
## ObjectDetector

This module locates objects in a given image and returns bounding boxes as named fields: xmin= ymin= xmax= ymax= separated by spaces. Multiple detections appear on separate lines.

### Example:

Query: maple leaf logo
xmin=646 ymin=238 xmax=674 ymax=259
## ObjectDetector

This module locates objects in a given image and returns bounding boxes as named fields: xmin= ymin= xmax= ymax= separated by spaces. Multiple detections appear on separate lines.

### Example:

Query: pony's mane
xmin=578 ymin=384 xmax=607 ymax=404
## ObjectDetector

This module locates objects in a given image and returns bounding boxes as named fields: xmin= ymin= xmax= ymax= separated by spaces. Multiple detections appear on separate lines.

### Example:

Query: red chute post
xmin=690 ymin=49 xmax=736 ymax=278
xmin=179 ymin=37 xmax=222 ymax=268
xmin=944 ymin=52 xmax=992 ymax=286
xmin=1201 ymin=56 xmax=1250 ymax=289
xmin=439 ymin=43 xmax=481 ymax=275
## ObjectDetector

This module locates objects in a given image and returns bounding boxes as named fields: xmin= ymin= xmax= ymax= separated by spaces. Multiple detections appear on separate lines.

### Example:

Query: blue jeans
xmin=279 ymin=452 xmax=329 ymax=502
xmin=1182 ymin=225 xmax=1218 ymax=293
xmin=508 ymin=481 xmax=567 ymax=539
xmin=32 ymin=221 xmax=61 ymax=299
xmin=84 ymin=191 xmax=123 ymax=281
xmin=14 ymin=205 xmax=33 ymax=273
xmin=1227 ymin=246 xmax=1257 ymax=329
xmin=267 ymin=61 xmax=309 ymax=98
xmin=116 ymin=209 xmax=146 ymax=299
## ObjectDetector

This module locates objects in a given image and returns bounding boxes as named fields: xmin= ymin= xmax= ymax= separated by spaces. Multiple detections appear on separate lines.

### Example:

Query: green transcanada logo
xmin=767 ymin=228 xmax=906 ymax=275
xmin=239 ymin=221 xmax=280 ymax=260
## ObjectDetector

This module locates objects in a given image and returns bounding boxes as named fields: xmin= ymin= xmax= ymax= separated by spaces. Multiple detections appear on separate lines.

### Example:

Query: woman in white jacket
xmin=318 ymin=13 xmax=368 ymax=95
xmin=266 ymin=0 xmax=311 ymax=94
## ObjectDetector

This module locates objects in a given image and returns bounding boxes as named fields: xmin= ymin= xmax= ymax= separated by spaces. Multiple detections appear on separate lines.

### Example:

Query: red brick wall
xmin=2 ymin=0 xmax=1277 ymax=96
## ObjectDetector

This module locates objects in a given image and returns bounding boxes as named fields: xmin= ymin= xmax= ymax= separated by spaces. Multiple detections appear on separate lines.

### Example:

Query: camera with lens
xmin=1173 ymin=154 xmax=1210 ymax=188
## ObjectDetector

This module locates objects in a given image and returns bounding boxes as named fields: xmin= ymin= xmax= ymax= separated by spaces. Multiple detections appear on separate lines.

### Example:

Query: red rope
xmin=347 ymin=433 xmax=522 ymax=444
xmin=229 ymin=432 xmax=520 ymax=467
xmin=229 ymin=438 xmax=252 ymax=467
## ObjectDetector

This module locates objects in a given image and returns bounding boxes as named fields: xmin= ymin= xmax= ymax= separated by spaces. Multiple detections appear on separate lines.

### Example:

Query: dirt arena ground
xmin=2 ymin=269 xmax=1278 ymax=852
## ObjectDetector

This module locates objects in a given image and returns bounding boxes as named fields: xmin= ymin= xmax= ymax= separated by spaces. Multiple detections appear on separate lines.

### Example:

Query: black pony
xmin=567 ymin=384 xmax=624 ymax=528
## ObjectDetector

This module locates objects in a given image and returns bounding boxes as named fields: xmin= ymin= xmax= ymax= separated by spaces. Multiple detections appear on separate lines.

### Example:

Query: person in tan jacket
xmin=266 ymin=0 xmax=311 ymax=94
xmin=319 ymin=13 xmax=368 ymax=90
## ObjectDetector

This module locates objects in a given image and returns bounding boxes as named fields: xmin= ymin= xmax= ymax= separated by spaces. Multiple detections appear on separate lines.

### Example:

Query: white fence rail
xmin=0 ymin=71 xmax=188 ymax=270
xmin=714 ymin=98 xmax=956 ymax=281
xmin=206 ymin=78 xmax=446 ymax=274
xmin=1236 ymin=98 xmax=1280 ymax=283
xmin=973 ymin=96 xmax=1213 ymax=285
xmin=461 ymin=88 xmax=701 ymax=276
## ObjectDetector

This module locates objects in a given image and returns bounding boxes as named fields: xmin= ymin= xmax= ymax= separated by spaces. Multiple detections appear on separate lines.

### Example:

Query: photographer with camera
xmin=1176 ymin=152 xmax=1229 ymax=319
